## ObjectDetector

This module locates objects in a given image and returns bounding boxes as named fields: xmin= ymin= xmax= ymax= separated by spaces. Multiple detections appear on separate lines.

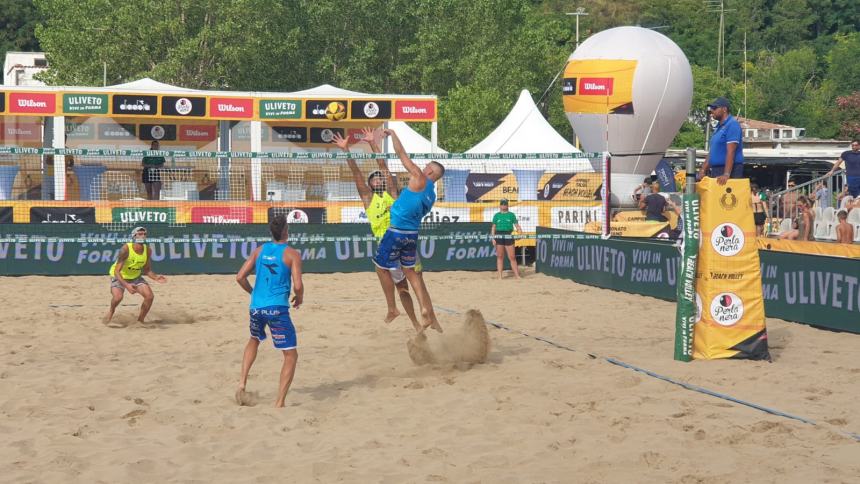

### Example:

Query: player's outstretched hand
xmin=291 ymin=294 xmax=303 ymax=309
xmin=125 ymin=285 xmax=138 ymax=295
xmin=331 ymin=132 xmax=350 ymax=151
xmin=362 ymin=127 xmax=383 ymax=144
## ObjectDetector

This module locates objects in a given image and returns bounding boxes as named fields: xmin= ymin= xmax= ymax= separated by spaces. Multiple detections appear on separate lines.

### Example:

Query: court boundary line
xmin=436 ymin=305 xmax=860 ymax=443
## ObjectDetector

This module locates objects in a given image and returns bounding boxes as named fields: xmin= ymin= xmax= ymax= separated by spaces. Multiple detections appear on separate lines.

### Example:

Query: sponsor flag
xmin=655 ymin=159 xmax=677 ymax=193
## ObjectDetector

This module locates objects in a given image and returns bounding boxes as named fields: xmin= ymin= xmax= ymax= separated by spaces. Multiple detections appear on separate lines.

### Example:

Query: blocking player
xmin=331 ymin=127 xmax=422 ymax=331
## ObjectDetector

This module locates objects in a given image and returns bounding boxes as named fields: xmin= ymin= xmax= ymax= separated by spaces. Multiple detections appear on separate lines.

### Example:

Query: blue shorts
xmin=249 ymin=306 xmax=296 ymax=350
xmin=373 ymin=228 xmax=418 ymax=270
xmin=847 ymin=176 xmax=860 ymax=198
xmin=708 ymin=163 xmax=744 ymax=179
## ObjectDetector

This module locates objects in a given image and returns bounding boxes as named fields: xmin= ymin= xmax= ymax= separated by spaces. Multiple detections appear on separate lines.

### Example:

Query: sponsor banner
xmin=209 ymin=97 xmax=253 ymax=119
xmin=350 ymin=100 xmax=392 ymax=120
xmin=551 ymin=205 xmax=603 ymax=231
xmin=2 ymin=122 xmax=42 ymax=141
xmin=0 ymin=223 xmax=494 ymax=275
xmin=162 ymin=96 xmax=207 ymax=117
xmin=271 ymin=126 xmax=307 ymax=143
xmin=483 ymin=205 xmax=538 ymax=233
xmin=63 ymin=94 xmax=108 ymax=115
xmin=259 ymin=99 xmax=302 ymax=119
xmin=535 ymin=227 xmax=860 ymax=335
xmin=267 ymin=207 xmax=326 ymax=224
xmin=538 ymin=173 xmax=602 ymax=201
xmin=394 ymin=100 xmax=436 ymax=121
xmin=760 ymin=250 xmax=860 ymax=333
xmin=30 ymin=206 xmax=96 ymax=224
xmin=66 ymin=122 xmax=95 ymax=140
xmin=563 ymin=59 xmax=637 ymax=115
xmin=535 ymin=227 xmax=679 ymax=300
xmin=98 ymin=123 xmax=136 ymax=140
xmin=233 ymin=123 xmax=269 ymax=141
xmin=112 ymin=94 xmax=158 ymax=116
xmin=340 ymin=206 xmax=368 ymax=224
xmin=309 ymin=127 xmax=344 ymax=144
xmin=191 ymin=206 xmax=253 ymax=224
xmin=583 ymin=220 xmax=669 ymax=238
xmin=139 ymin=124 xmax=177 ymax=142
xmin=112 ymin=207 xmax=176 ymax=224
xmin=0 ymin=207 xmax=12 ymax=224
xmin=306 ymin=100 xmax=347 ymax=120
xmin=755 ymin=237 xmax=860 ymax=259
xmin=422 ymin=206 xmax=470 ymax=224
xmin=614 ymin=209 xmax=679 ymax=229
xmin=673 ymin=194 xmax=700 ymax=362
xmin=9 ymin=92 xmax=56 ymax=114
xmin=693 ymin=178 xmax=769 ymax=360
xmin=465 ymin=173 xmax=517 ymax=202
xmin=179 ymin=125 xmax=217 ymax=142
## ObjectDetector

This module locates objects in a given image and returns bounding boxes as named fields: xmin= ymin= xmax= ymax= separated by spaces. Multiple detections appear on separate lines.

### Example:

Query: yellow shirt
xmin=367 ymin=191 xmax=395 ymax=239
xmin=109 ymin=243 xmax=148 ymax=280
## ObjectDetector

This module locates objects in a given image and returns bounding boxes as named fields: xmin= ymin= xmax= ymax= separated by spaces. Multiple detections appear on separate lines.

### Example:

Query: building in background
xmin=3 ymin=52 xmax=48 ymax=86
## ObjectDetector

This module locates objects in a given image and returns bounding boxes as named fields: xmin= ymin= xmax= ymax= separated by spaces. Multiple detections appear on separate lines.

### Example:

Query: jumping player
xmin=105 ymin=226 xmax=167 ymax=324
xmin=235 ymin=214 xmax=304 ymax=408
xmin=331 ymin=127 xmax=422 ymax=331
xmin=373 ymin=128 xmax=445 ymax=332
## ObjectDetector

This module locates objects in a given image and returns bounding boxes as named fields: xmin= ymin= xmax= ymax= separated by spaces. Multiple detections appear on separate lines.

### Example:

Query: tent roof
xmin=387 ymin=121 xmax=446 ymax=154
xmin=467 ymin=90 xmax=580 ymax=154
xmin=108 ymin=77 xmax=197 ymax=92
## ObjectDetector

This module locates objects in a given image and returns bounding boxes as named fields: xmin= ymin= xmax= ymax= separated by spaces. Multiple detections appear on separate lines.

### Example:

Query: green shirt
xmin=142 ymin=156 xmax=166 ymax=167
xmin=492 ymin=211 xmax=518 ymax=231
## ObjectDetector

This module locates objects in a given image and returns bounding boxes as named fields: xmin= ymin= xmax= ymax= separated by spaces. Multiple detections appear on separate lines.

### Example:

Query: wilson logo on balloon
xmin=710 ymin=222 xmax=744 ymax=256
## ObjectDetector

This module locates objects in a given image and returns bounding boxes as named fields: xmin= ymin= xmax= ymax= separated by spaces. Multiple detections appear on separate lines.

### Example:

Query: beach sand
xmin=0 ymin=270 xmax=858 ymax=483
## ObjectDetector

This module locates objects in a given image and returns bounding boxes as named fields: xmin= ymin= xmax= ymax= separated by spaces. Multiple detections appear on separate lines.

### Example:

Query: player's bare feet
xmin=384 ymin=308 xmax=401 ymax=323
xmin=235 ymin=387 xmax=247 ymax=406
xmin=421 ymin=310 xmax=443 ymax=333
xmin=410 ymin=319 xmax=423 ymax=332
xmin=274 ymin=401 xmax=285 ymax=408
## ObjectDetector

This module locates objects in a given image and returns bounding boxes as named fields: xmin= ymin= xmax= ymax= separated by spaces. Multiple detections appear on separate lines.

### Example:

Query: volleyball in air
xmin=325 ymin=101 xmax=347 ymax=121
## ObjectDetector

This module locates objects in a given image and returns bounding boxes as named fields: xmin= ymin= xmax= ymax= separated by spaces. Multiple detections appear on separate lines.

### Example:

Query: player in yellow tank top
xmin=105 ymin=226 xmax=167 ymax=324
xmin=332 ymin=128 xmax=424 ymax=331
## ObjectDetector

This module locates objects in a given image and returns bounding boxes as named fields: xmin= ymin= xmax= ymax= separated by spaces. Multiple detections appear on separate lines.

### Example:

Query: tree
xmin=748 ymin=47 xmax=818 ymax=124
xmin=0 ymin=0 xmax=41 ymax=59
xmin=836 ymin=92 xmax=860 ymax=139
xmin=826 ymin=33 xmax=860 ymax=95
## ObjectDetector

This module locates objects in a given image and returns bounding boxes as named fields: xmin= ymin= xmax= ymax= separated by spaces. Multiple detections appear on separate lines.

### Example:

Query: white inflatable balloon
xmin=563 ymin=26 xmax=692 ymax=206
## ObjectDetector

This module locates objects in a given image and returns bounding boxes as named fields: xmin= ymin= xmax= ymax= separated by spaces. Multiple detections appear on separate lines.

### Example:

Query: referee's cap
xmin=707 ymin=97 xmax=731 ymax=110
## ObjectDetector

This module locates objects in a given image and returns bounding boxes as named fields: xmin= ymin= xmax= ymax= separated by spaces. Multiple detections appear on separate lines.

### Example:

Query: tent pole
xmin=431 ymin=121 xmax=438 ymax=154
xmin=251 ymin=121 xmax=262 ymax=201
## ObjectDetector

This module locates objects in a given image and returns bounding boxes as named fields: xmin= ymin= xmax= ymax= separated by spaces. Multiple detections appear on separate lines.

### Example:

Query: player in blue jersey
xmin=235 ymin=214 xmax=304 ymax=408
xmin=373 ymin=129 xmax=445 ymax=332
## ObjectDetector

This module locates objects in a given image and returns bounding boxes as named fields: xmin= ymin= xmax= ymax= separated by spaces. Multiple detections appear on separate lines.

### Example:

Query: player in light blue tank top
xmin=235 ymin=215 xmax=304 ymax=408
xmin=373 ymin=128 xmax=445 ymax=333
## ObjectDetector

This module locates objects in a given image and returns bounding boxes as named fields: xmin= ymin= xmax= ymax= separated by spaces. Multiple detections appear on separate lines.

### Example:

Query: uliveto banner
xmin=0 ymin=223 xmax=495 ymax=275
xmin=536 ymin=227 xmax=860 ymax=335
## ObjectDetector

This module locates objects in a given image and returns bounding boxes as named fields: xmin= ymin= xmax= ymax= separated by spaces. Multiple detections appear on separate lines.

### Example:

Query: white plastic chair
xmin=839 ymin=196 xmax=854 ymax=210
xmin=776 ymin=217 xmax=792 ymax=236
xmin=813 ymin=220 xmax=830 ymax=240
xmin=847 ymin=208 xmax=860 ymax=225
xmin=821 ymin=207 xmax=835 ymax=224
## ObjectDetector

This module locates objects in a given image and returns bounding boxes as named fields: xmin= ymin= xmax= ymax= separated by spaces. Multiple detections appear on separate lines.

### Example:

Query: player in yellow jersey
xmin=332 ymin=127 xmax=423 ymax=331
xmin=104 ymin=226 xmax=167 ymax=324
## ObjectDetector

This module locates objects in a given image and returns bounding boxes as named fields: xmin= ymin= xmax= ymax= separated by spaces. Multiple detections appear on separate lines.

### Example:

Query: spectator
xmin=632 ymin=176 xmax=652 ymax=202
xmin=639 ymin=182 xmax=668 ymax=222
xmin=698 ymin=97 xmax=744 ymax=185
xmin=142 ymin=141 xmax=166 ymax=200
xmin=780 ymin=179 xmax=799 ymax=219
xmin=811 ymin=182 xmax=831 ymax=209
xmin=780 ymin=196 xmax=814 ymax=241
xmin=836 ymin=186 xmax=853 ymax=209
xmin=827 ymin=139 xmax=860 ymax=197
xmin=751 ymin=183 xmax=767 ymax=236
xmin=835 ymin=210 xmax=854 ymax=244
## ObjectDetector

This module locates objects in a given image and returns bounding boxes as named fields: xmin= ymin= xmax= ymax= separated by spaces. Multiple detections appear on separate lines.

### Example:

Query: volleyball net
xmin=0 ymin=146 xmax=610 ymax=243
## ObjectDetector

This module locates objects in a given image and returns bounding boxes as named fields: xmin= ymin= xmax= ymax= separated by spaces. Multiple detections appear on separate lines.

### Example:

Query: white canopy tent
xmin=462 ymin=89 xmax=592 ymax=173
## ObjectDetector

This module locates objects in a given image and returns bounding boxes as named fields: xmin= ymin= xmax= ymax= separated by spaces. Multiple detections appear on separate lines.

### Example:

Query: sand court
xmin=1 ymin=270 xmax=858 ymax=483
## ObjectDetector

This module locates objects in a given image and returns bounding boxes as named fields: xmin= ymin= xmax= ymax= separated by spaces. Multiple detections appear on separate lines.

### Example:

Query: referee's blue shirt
xmin=709 ymin=115 xmax=744 ymax=167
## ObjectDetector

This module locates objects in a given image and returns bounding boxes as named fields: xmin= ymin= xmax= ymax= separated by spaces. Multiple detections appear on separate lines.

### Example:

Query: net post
xmin=52 ymin=116 xmax=66 ymax=201
xmin=602 ymin=151 xmax=611 ymax=238
xmin=250 ymin=121 xmax=262 ymax=201
xmin=673 ymin=147 xmax=700 ymax=362
xmin=685 ymin=147 xmax=696 ymax=195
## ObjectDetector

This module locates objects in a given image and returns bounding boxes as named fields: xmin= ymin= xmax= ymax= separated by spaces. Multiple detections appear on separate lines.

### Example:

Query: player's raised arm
xmin=236 ymin=246 xmax=262 ymax=295
xmin=363 ymin=127 xmax=399 ymax=198
xmin=332 ymin=132 xmax=372 ymax=208
xmin=383 ymin=128 xmax=426 ymax=192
